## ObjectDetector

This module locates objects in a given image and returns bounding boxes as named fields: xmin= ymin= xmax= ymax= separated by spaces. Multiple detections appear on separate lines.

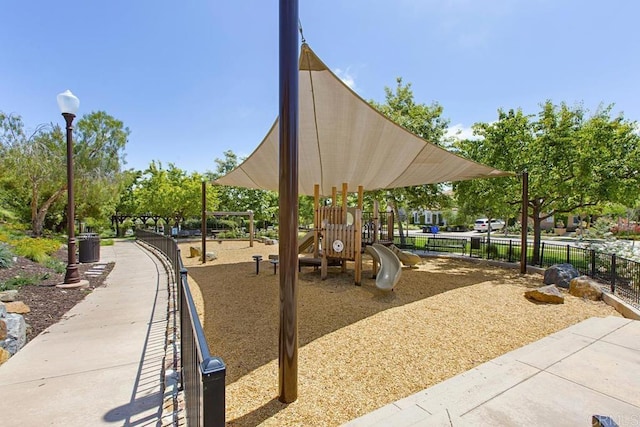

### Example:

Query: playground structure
xmin=301 ymin=183 xmax=401 ymax=290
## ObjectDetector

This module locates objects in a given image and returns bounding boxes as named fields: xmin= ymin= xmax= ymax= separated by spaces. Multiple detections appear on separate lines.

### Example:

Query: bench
xmin=424 ymin=237 xmax=466 ymax=254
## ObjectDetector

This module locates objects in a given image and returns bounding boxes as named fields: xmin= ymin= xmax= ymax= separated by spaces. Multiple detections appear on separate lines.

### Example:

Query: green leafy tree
xmin=209 ymin=150 xmax=278 ymax=226
xmin=369 ymin=78 xmax=452 ymax=242
xmin=0 ymin=111 xmax=128 ymax=236
xmin=455 ymin=102 xmax=640 ymax=263
xmin=136 ymin=162 xmax=215 ymax=228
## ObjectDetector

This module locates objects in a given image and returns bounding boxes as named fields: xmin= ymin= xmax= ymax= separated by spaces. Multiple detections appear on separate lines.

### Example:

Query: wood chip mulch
xmin=180 ymin=241 xmax=622 ymax=427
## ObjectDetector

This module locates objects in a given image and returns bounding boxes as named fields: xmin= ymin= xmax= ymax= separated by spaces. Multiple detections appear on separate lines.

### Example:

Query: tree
xmin=209 ymin=150 xmax=278 ymax=226
xmin=455 ymin=102 xmax=640 ymax=263
xmin=136 ymin=162 xmax=215 ymax=228
xmin=369 ymin=78 xmax=452 ymax=242
xmin=0 ymin=111 xmax=129 ymax=236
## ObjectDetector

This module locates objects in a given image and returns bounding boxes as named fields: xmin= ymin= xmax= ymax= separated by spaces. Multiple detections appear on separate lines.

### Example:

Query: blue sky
xmin=2 ymin=1 xmax=638 ymax=173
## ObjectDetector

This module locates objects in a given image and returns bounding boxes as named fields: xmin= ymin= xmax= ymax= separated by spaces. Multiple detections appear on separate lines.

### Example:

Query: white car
xmin=473 ymin=218 xmax=505 ymax=232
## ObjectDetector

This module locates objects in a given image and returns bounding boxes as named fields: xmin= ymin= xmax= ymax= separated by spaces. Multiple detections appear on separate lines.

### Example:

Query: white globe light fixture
xmin=57 ymin=90 xmax=80 ymax=115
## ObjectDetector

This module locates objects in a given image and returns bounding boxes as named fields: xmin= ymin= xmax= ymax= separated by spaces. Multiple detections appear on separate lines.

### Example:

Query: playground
xmin=180 ymin=240 xmax=620 ymax=426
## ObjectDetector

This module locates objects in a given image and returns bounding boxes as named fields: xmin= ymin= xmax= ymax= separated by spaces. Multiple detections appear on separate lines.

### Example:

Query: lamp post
xmin=57 ymin=90 xmax=81 ymax=284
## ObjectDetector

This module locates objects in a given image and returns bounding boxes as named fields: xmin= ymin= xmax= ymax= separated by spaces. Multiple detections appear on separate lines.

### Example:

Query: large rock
xmin=569 ymin=276 xmax=603 ymax=301
xmin=205 ymin=251 xmax=217 ymax=261
xmin=0 ymin=319 xmax=6 ymax=341
xmin=0 ymin=347 xmax=10 ymax=366
xmin=0 ymin=301 xmax=5 ymax=317
xmin=0 ymin=290 xmax=19 ymax=302
xmin=525 ymin=285 xmax=565 ymax=304
xmin=5 ymin=301 xmax=30 ymax=314
xmin=1 ymin=313 xmax=26 ymax=355
xmin=189 ymin=246 xmax=202 ymax=258
xmin=544 ymin=263 xmax=580 ymax=289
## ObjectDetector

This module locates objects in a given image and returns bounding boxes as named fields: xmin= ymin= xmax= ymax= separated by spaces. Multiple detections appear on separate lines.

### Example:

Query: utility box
xmin=78 ymin=233 xmax=100 ymax=263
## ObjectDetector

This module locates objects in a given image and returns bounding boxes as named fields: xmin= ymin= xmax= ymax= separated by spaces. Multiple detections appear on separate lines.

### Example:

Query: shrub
xmin=485 ymin=244 xmax=499 ymax=259
xmin=0 ymin=243 xmax=14 ymax=268
xmin=44 ymin=258 xmax=66 ymax=274
xmin=218 ymin=230 xmax=239 ymax=239
xmin=12 ymin=237 xmax=61 ymax=263
xmin=0 ymin=274 xmax=42 ymax=291
xmin=100 ymin=238 xmax=114 ymax=246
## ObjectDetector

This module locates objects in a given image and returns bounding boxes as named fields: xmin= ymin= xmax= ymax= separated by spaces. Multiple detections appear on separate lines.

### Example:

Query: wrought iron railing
xmin=136 ymin=230 xmax=226 ymax=426
xmin=393 ymin=232 xmax=639 ymax=307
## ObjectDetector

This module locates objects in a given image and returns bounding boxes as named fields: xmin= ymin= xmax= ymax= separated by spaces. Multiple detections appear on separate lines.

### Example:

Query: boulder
xmin=0 ymin=319 xmax=6 ymax=341
xmin=569 ymin=276 xmax=603 ymax=301
xmin=544 ymin=263 xmax=580 ymax=289
xmin=205 ymin=251 xmax=217 ymax=261
xmin=5 ymin=301 xmax=30 ymax=314
xmin=189 ymin=246 xmax=202 ymax=258
xmin=0 ymin=290 xmax=19 ymax=302
xmin=525 ymin=285 xmax=565 ymax=304
xmin=2 ymin=313 xmax=26 ymax=355
xmin=264 ymin=239 xmax=277 ymax=246
xmin=0 ymin=347 xmax=10 ymax=366
xmin=0 ymin=302 xmax=5 ymax=317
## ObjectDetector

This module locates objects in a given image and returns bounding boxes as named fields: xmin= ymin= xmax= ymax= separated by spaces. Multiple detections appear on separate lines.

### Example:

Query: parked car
xmin=473 ymin=218 xmax=505 ymax=232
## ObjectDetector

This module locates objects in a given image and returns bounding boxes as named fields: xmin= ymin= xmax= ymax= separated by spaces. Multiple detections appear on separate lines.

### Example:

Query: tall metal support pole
xmin=278 ymin=0 xmax=299 ymax=403
xmin=63 ymin=113 xmax=80 ymax=284
xmin=520 ymin=170 xmax=529 ymax=274
xmin=201 ymin=180 xmax=207 ymax=263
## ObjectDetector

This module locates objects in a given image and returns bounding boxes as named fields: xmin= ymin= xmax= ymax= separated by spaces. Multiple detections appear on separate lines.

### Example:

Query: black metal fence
xmin=394 ymin=233 xmax=640 ymax=307
xmin=136 ymin=230 xmax=226 ymax=427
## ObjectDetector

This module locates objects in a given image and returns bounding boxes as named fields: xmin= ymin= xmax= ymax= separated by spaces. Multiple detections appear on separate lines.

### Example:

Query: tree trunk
xmin=31 ymin=186 xmax=66 ymax=237
xmin=531 ymin=205 xmax=542 ymax=265
xmin=387 ymin=199 xmax=405 ymax=246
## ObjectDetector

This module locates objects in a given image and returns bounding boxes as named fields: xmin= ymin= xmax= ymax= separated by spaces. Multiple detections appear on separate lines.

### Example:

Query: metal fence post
xmin=611 ymin=253 xmax=616 ymax=293
xmin=590 ymin=249 xmax=596 ymax=278
xmin=201 ymin=357 xmax=226 ymax=427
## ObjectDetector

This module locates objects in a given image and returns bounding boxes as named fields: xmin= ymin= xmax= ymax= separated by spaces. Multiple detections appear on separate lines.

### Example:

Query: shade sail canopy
xmin=215 ymin=44 xmax=510 ymax=196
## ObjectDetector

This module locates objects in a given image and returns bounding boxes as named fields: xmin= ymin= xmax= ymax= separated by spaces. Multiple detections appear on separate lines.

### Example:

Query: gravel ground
xmin=180 ymin=240 xmax=621 ymax=427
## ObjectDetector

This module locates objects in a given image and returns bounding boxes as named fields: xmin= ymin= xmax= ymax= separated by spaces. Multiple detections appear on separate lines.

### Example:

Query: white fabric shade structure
xmin=214 ymin=44 xmax=510 ymax=196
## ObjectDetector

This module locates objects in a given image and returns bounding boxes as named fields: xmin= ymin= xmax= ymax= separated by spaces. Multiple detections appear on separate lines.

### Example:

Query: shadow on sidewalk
xmin=103 ymin=247 xmax=168 ymax=426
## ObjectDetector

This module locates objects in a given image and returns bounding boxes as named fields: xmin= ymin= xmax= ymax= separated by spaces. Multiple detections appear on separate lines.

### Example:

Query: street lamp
xmin=57 ymin=90 xmax=81 ymax=284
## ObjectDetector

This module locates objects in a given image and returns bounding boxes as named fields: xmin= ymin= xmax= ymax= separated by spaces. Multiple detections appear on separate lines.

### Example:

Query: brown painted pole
xmin=249 ymin=211 xmax=254 ymax=247
xmin=520 ymin=170 xmax=528 ymax=274
xmin=202 ymin=181 xmax=207 ymax=263
xmin=63 ymin=113 xmax=80 ymax=284
xmin=278 ymin=0 xmax=299 ymax=404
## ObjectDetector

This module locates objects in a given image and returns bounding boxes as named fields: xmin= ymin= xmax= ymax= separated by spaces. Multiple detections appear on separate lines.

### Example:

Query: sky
xmin=2 ymin=1 xmax=639 ymax=174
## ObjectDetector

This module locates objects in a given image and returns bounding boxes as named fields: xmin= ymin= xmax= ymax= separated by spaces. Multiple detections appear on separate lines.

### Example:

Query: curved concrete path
xmin=0 ymin=240 xmax=169 ymax=426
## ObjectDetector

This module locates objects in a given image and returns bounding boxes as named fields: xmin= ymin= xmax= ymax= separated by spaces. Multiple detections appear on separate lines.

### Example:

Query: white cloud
xmin=446 ymin=123 xmax=478 ymax=141
xmin=333 ymin=67 xmax=356 ymax=89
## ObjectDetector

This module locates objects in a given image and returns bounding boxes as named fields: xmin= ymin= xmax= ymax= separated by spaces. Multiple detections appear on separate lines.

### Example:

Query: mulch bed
xmin=180 ymin=240 xmax=622 ymax=427
xmin=1 ymin=248 xmax=113 ymax=342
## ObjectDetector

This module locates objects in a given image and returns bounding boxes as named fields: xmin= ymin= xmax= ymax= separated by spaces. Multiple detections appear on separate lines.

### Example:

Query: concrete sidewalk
xmin=0 ymin=240 xmax=170 ymax=426
xmin=345 ymin=316 xmax=640 ymax=426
